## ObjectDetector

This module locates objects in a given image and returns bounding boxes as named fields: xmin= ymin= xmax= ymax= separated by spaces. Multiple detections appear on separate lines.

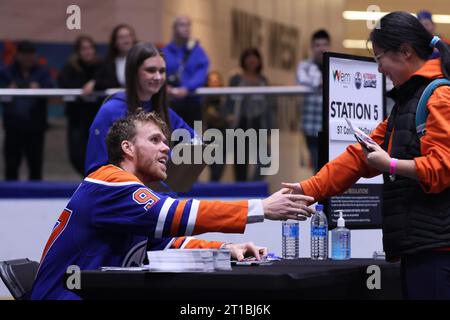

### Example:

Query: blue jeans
xmin=401 ymin=251 xmax=450 ymax=300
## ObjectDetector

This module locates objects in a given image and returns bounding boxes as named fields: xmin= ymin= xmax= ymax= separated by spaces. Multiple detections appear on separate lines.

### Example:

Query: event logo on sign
xmin=363 ymin=73 xmax=377 ymax=88
xmin=332 ymin=69 xmax=351 ymax=87
xmin=354 ymin=72 xmax=362 ymax=90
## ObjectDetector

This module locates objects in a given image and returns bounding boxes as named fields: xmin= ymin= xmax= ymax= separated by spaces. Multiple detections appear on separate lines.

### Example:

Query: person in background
xmin=85 ymin=42 xmax=194 ymax=175
xmin=284 ymin=12 xmax=450 ymax=299
xmin=0 ymin=41 xmax=54 ymax=180
xmin=94 ymin=24 xmax=137 ymax=90
xmin=203 ymin=71 xmax=229 ymax=182
xmin=296 ymin=29 xmax=331 ymax=173
xmin=226 ymin=48 xmax=270 ymax=182
xmin=163 ymin=15 xmax=209 ymax=127
xmin=417 ymin=10 xmax=450 ymax=59
xmin=31 ymin=110 xmax=315 ymax=299
xmin=58 ymin=35 xmax=103 ymax=176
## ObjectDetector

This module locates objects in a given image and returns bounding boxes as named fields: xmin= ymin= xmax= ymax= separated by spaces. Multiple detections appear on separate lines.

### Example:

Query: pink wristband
xmin=389 ymin=158 xmax=398 ymax=175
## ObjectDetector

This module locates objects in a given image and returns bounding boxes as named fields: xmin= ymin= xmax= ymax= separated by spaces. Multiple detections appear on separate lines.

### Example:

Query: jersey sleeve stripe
xmin=184 ymin=199 xmax=200 ymax=236
xmin=170 ymin=200 xmax=187 ymax=236
xmin=180 ymin=236 xmax=195 ymax=249
xmin=40 ymin=208 xmax=73 ymax=263
xmin=154 ymin=197 xmax=176 ymax=238
xmin=162 ymin=200 xmax=179 ymax=237
xmin=164 ymin=237 xmax=177 ymax=249
xmin=171 ymin=237 xmax=187 ymax=248
xmin=177 ymin=199 xmax=193 ymax=236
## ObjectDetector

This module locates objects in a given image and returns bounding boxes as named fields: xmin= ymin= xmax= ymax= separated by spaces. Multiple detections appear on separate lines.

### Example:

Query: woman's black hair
xmin=125 ymin=42 xmax=171 ymax=132
xmin=370 ymin=11 xmax=450 ymax=79
xmin=107 ymin=24 xmax=137 ymax=61
xmin=240 ymin=47 xmax=263 ymax=74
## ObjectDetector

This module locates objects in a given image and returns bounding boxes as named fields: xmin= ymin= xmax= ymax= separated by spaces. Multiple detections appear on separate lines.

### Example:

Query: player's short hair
xmin=106 ymin=109 xmax=169 ymax=166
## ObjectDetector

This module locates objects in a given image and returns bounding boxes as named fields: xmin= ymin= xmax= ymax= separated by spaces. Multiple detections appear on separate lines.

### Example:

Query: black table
xmin=69 ymin=259 xmax=402 ymax=300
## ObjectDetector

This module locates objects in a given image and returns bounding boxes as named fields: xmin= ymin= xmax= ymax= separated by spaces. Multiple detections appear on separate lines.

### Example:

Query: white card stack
xmin=146 ymin=249 xmax=231 ymax=272
xmin=213 ymin=249 xmax=232 ymax=271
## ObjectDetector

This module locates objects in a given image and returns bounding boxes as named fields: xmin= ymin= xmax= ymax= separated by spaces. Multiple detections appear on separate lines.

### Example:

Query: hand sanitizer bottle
xmin=331 ymin=210 xmax=351 ymax=260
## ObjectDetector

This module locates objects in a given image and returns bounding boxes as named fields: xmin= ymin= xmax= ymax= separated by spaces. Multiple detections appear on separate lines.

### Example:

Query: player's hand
xmin=262 ymin=188 xmax=314 ymax=221
xmin=281 ymin=182 xmax=304 ymax=195
xmin=224 ymin=242 xmax=268 ymax=261
xmin=363 ymin=142 xmax=390 ymax=172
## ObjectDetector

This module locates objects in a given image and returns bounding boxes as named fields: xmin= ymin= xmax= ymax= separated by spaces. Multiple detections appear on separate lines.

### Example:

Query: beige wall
xmin=2 ymin=1 xmax=450 ymax=80
xmin=0 ymin=0 xmax=164 ymax=44
xmin=161 ymin=0 xmax=345 ymax=85
xmin=344 ymin=0 xmax=450 ymax=56
xmin=0 ymin=0 xmax=346 ymax=84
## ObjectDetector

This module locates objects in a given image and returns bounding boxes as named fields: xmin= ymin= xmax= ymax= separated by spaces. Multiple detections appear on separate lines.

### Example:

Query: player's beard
xmin=135 ymin=151 xmax=167 ymax=184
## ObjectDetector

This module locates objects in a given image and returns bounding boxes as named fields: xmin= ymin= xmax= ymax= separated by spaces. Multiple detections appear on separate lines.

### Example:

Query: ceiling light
xmin=343 ymin=11 xmax=450 ymax=24
xmin=343 ymin=39 xmax=372 ymax=50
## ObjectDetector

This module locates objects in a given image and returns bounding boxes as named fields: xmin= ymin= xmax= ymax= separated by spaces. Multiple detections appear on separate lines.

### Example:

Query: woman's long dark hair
xmin=370 ymin=11 xmax=450 ymax=79
xmin=67 ymin=35 xmax=101 ymax=72
xmin=107 ymin=24 xmax=137 ymax=61
xmin=125 ymin=42 xmax=171 ymax=131
xmin=74 ymin=34 xmax=96 ymax=56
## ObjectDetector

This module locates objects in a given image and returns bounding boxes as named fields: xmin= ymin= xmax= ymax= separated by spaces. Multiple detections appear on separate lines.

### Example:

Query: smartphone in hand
xmin=355 ymin=134 xmax=373 ymax=152
xmin=345 ymin=118 xmax=376 ymax=151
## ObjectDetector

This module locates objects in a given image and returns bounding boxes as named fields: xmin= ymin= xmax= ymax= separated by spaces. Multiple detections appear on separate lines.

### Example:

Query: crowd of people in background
xmin=0 ymin=41 xmax=53 ymax=180
xmin=0 ymin=10 xmax=448 ymax=182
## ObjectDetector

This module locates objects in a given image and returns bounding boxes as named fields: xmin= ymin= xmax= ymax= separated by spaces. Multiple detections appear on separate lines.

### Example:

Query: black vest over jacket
xmin=382 ymin=76 xmax=450 ymax=261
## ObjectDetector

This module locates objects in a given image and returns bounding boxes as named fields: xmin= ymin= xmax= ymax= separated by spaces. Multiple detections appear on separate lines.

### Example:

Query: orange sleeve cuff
xmin=183 ymin=239 xmax=224 ymax=249
xmin=300 ymin=120 xmax=388 ymax=201
xmin=414 ymin=157 xmax=432 ymax=193
xmin=414 ymin=155 xmax=450 ymax=193
xmin=192 ymin=200 xmax=248 ymax=235
xmin=170 ymin=237 xmax=224 ymax=249
xmin=300 ymin=144 xmax=375 ymax=201
xmin=300 ymin=179 xmax=321 ymax=202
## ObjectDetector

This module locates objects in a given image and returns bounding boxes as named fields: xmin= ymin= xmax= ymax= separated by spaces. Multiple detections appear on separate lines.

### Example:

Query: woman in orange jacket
xmin=284 ymin=11 xmax=450 ymax=299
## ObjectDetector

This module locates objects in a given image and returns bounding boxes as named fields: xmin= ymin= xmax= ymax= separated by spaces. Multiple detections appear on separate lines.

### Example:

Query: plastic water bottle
xmin=331 ymin=210 xmax=351 ymax=260
xmin=311 ymin=204 xmax=328 ymax=260
xmin=282 ymin=221 xmax=299 ymax=259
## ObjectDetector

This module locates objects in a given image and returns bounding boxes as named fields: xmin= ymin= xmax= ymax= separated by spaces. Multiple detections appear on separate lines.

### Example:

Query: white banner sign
xmin=328 ymin=55 xmax=384 ymax=184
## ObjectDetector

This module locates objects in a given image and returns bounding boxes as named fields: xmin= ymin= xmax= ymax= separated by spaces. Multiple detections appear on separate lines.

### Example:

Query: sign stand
xmin=321 ymin=52 xmax=386 ymax=229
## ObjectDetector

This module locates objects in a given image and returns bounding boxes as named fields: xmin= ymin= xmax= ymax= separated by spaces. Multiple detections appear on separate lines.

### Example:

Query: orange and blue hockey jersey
xmin=30 ymin=165 xmax=264 ymax=300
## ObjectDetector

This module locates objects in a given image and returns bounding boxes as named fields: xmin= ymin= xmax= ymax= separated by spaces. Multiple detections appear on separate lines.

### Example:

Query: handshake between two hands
xmin=262 ymin=182 xmax=314 ymax=222
xmin=228 ymin=182 xmax=310 ymax=261
xmin=227 ymin=183 xmax=310 ymax=262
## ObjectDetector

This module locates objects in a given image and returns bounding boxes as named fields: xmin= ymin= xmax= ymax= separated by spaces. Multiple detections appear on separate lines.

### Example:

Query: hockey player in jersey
xmin=31 ymin=110 xmax=314 ymax=300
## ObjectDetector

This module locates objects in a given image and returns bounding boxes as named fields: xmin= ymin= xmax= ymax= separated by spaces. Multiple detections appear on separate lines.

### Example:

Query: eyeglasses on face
xmin=374 ymin=50 xmax=389 ymax=63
